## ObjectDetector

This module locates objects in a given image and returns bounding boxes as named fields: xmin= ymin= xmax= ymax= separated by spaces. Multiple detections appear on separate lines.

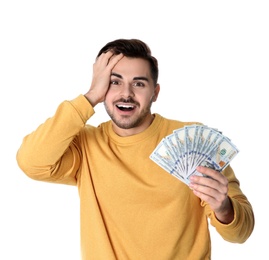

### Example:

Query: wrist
xmin=84 ymin=92 xmax=99 ymax=107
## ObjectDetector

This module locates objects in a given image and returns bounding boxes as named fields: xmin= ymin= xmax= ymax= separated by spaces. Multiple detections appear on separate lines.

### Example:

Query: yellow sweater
xmin=17 ymin=95 xmax=254 ymax=260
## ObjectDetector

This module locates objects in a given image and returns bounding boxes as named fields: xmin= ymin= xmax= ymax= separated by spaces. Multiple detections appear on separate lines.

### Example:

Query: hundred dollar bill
xmin=173 ymin=127 xmax=188 ymax=174
xmin=201 ymin=135 xmax=239 ymax=171
xmin=184 ymin=124 xmax=201 ymax=174
xmin=150 ymin=139 xmax=186 ymax=182
xmin=165 ymin=133 xmax=185 ymax=173
xmin=150 ymin=125 xmax=239 ymax=186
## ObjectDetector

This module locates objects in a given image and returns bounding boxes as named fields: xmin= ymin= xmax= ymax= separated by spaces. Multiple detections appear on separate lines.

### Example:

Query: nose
xmin=120 ymin=84 xmax=134 ymax=99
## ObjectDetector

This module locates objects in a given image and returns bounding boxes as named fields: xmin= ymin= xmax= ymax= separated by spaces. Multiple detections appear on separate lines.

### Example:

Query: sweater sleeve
xmin=204 ymin=166 xmax=255 ymax=243
xmin=16 ymin=95 xmax=94 ymax=185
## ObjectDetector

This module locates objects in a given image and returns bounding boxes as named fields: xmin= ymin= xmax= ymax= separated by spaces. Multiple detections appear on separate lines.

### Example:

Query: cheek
xmin=107 ymin=84 xmax=122 ymax=94
xmin=105 ymin=89 xmax=121 ymax=106
xmin=105 ymin=88 xmax=116 ymax=99
xmin=136 ymin=92 xmax=153 ymax=102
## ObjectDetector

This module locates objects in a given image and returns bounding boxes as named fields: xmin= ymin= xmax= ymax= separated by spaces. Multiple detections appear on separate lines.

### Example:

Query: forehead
xmin=112 ymin=57 xmax=151 ymax=78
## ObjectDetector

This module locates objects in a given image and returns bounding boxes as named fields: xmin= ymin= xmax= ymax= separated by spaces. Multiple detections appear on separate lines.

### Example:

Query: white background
xmin=1 ymin=0 xmax=268 ymax=259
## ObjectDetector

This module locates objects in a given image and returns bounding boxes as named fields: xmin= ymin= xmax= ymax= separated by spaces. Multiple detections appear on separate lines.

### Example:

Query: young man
xmin=16 ymin=39 xmax=254 ymax=259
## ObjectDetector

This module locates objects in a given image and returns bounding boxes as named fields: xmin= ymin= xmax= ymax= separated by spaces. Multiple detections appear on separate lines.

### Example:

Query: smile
xmin=116 ymin=104 xmax=135 ymax=111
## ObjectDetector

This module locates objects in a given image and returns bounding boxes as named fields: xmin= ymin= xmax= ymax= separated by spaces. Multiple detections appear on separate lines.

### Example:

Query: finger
xmin=190 ymin=178 xmax=225 ymax=203
xmin=190 ymin=178 xmax=219 ymax=193
xmin=196 ymin=166 xmax=218 ymax=177
xmin=192 ymin=188 xmax=223 ymax=212
xmin=106 ymin=53 xmax=124 ymax=70
xmin=192 ymin=186 xmax=216 ymax=201
xmin=95 ymin=51 xmax=115 ymax=67
xmin=191 ymin=170 xmax=227 ymax=190
xmin=190 ymin=174 xmax=228 ymax=198
xmin=196 ymin=166 xmax=227 ymax=184
xmin=190 ymin=175 xmax=218 ymax=190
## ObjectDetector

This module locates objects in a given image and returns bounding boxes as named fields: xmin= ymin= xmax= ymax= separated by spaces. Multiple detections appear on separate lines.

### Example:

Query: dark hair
xmin=97 ymin=39 xmax=159 ymax=86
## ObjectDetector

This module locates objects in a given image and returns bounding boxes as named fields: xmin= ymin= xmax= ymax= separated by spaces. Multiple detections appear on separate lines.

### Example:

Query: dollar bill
xmin=150 ymin=124 xmax=239 ymax=186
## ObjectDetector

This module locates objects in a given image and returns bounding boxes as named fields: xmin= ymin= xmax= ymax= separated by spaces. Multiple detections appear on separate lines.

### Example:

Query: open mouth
xmin=116 ymin=104 xmax=135 ymax=111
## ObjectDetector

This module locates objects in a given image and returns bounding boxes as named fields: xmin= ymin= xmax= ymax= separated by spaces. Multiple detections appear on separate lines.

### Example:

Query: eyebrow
xmin=111 ymin=72 xmax=149 ymax=82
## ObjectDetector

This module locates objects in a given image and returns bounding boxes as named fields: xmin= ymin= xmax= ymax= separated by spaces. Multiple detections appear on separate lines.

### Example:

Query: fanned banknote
xmin=150 ymin=124 xmax=239 ymax=186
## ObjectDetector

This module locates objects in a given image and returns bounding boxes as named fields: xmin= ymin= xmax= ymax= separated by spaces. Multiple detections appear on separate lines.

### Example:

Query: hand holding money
xmin=150 ymin=124 xmax=239 ymax=186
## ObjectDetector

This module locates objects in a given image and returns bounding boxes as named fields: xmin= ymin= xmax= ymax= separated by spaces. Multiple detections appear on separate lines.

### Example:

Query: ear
xmin=152 ymin=84 xmax=160 ymax=102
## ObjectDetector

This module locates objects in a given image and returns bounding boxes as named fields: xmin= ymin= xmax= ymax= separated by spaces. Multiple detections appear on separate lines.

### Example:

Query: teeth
xmin=117 ymin=105 xmax=134 ymax=108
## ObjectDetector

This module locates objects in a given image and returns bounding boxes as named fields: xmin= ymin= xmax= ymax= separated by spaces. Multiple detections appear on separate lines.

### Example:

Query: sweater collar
xmin=104 ymin=113 xmax=163 ymax=145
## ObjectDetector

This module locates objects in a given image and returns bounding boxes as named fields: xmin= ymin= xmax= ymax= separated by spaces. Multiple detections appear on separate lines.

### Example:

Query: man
xmin=17 ymin=39 xmax=254 ymax=259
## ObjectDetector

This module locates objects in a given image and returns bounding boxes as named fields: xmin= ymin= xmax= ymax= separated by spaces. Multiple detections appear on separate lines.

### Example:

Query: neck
xmin=112 ymin=114 xmax=155 ymax=137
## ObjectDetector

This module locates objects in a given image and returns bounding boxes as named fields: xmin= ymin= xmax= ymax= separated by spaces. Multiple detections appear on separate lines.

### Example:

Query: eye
xmin=133 ymin=81 xmax=145 ymax=87
xmin=110 ymin=80 xmax=120 ymax=85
